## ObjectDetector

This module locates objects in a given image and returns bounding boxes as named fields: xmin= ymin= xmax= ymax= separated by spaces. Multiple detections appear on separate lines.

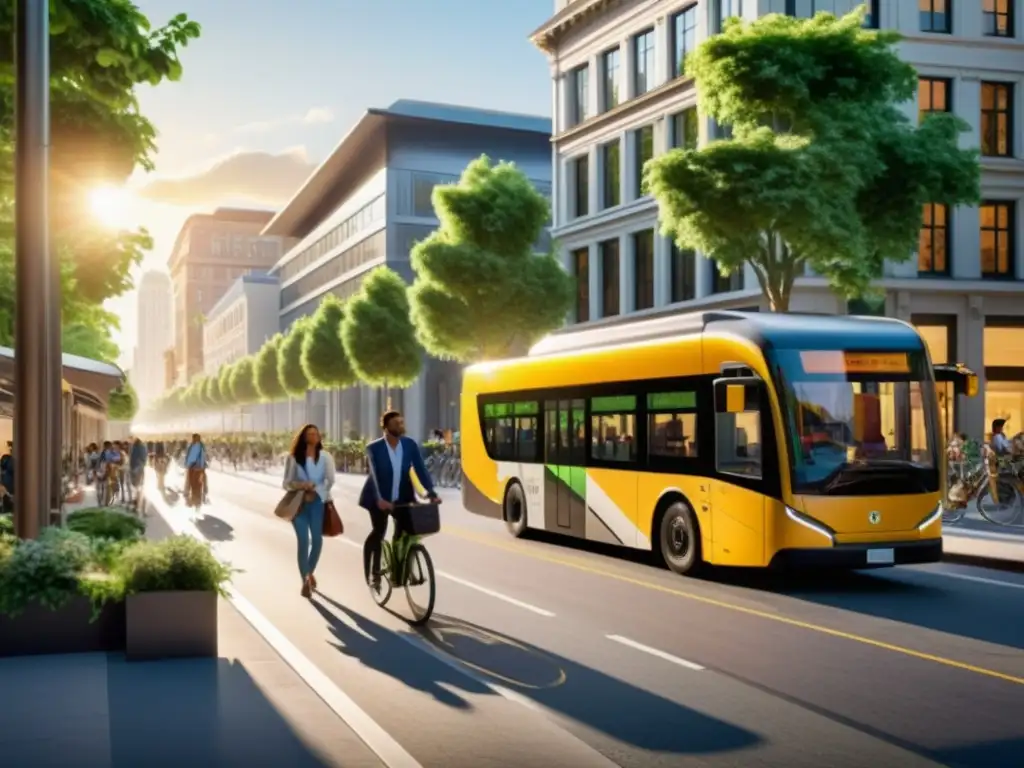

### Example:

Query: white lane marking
xmin=435 ymin=571 xmax=556 ymax=617
xmin=925 ymin=569 xmax=1024 ymax=591
xmin=606 ymin=635 xmax=704 ymax=671
xmin=335 ymin=536 xmax=556 ymax=617
xmin=397 ymin=634 xmax=621 ymax=768
xmin=153 ymin=499 xmax=422 ymax=768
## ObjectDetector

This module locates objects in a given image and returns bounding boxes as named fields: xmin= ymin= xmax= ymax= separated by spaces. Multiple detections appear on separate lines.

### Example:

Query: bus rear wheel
xmin=504 ymin=482 xmax=528 ymax=538
xmin=659 ymin=501 xmax=702 ymax=576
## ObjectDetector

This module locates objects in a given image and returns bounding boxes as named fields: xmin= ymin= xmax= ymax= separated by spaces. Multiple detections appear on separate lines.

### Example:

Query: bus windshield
xmin=768 ymin=348 xmax=940 ymax=497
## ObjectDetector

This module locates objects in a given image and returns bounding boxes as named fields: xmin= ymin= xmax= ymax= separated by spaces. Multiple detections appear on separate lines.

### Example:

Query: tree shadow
xmin=194 ymin=514 xmax=234 ymax=542
xmin=315 ymin=594 xmax=761 ymax=756
xmin=105 ymin=656 xmax=332 ymax=767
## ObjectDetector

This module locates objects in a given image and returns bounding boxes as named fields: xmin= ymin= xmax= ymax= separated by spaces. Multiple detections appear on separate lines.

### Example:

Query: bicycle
xmin=369 ymin=502 xmax=440 ymax=625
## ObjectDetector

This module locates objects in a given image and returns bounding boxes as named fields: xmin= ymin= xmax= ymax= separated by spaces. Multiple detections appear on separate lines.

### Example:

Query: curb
xmin=942 ymin=552 xmax=1024 ymax=574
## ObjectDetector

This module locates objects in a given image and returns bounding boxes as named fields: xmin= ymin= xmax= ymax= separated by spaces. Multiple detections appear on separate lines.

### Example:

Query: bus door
xmin=543 ymin=399 xmax=587 ymax=537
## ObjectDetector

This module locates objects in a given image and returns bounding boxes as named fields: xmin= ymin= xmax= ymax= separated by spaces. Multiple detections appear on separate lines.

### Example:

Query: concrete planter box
xmin=126 ymin=590 xmax=218 ymax=661
xmin=0 ymin=597 xmax=126 ymax=657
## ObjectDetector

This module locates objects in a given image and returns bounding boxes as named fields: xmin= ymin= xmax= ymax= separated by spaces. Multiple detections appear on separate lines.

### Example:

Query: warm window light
xmin=88 ymin=185 xmax=132 ymax=228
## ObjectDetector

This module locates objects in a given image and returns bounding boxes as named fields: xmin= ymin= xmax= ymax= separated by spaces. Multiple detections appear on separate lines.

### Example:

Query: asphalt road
xmin=152 ymin=465 xmax=1024 ymax=768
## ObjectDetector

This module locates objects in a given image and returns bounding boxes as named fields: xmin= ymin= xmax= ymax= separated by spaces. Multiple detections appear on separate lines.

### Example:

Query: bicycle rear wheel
xmin=977 ymin=479 xmax=1023 ymax=526
xmin=404 ymin=543 xmax=436 ymax=625
xmin=369 ymin=544 xmax=394 ymax=607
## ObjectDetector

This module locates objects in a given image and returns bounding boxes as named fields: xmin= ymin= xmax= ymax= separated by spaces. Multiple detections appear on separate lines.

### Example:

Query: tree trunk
xmin=382 ymin=379 xmax=391 ymax=412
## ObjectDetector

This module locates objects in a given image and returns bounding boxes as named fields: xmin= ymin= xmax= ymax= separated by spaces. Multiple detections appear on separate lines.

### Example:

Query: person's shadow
xmin=194 ymin=515 xmax=234 ymax=542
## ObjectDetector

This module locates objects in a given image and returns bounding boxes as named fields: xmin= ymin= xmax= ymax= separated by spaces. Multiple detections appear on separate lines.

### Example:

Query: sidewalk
xmin=0 ymin=503 xmax=385 ymax=767
xmin=943 ymin=527 xmax=1024 ymax=572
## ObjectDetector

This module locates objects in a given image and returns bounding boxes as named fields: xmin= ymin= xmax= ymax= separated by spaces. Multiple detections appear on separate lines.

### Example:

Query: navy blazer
xmin=359 ymin=436 xmax=436 ymax=512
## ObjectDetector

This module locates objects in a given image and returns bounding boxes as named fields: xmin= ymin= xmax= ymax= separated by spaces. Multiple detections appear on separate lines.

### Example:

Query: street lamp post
xmin=13 ymin=0 xmax=52 ymax=539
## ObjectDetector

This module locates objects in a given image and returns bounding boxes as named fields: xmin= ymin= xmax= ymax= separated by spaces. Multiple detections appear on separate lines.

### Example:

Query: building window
xmin=983 ymin=0 xmax=1014 ymax=37
xmin=863 ymin=0 xmax=879 ymax=28
xmin=671 ymin=108 xmax=699 ymax=150
xmin=672 ymin=6 xmax=697 ymax=78
xmin=918 ymin=77 xmax=951 ymax=122
xmin=981 ymin=201 xmax=1015 ymax=279
xmin=984 ymin=319 xmax=1024 ymax=443
xmin=570 ymin=65 xmax=589 ymax=126
xmin=600 ymin=239 xmax=620 ymax=317
xmin=711 ymin=263 xmax=743 ymax=294
xmin=572 ymin=247 xmax=590 ymax=323
xmin=601 ymin=140 xmax=621 ymax=209
xmin=918 ymin=203 xmax=950 ymax=275
xmin=601 ymin=47 xmax=620 ymax=111
xmin=716 ymin=0 xmax=743 ymax=33
xmin=634 ymin=125 xmax=654 ymax=197
xmin=633 ymin=230 xmax=655 ymax=311
xmin=633 ymin=29 xmax=656 ymax=97
xmin=920 ymin=0 xmax=951 ymax=33
xmin=981 ymin=82 xmax=1014 ymax=157
xmin=572 ymin=154 xmax=589 ymax=218
xmin=670 ymin=243 xmax=696 ymax=302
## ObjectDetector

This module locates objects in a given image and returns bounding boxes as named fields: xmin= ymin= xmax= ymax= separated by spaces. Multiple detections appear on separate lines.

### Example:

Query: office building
xmin=167 ymin=208 xmax=292 ymax=386
xmin=132 ymin=270 xmax=173 ymax=404
xmin=531 ymin=0 xmax=1024 ymax=437
xmin=261 ymin=99 xmax=552 ymax=440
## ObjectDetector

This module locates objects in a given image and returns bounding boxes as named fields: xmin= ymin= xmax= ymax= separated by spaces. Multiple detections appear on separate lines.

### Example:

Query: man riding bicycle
xmin=359 ymin=410 xmax=442 ymax=591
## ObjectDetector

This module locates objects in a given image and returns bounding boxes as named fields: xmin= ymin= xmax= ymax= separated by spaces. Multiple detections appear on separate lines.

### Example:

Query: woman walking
xmin=283 ymin=423 xmax=335 ymax=598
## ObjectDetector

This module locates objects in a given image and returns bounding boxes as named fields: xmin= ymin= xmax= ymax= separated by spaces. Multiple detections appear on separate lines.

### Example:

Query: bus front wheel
xmin=504 ymin=482 xmax=528 ymax=538
xmin=658 ymin=502 xmax=703 ymax=576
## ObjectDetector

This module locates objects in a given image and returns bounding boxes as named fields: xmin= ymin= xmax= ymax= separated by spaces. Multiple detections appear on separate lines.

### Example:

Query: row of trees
xmin=141 ymin=7 xmax=981 ymax=423
xmin=141 ymin=154 xmax=573 ymax=423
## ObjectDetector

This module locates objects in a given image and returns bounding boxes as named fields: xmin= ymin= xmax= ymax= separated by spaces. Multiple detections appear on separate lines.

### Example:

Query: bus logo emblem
xmin=868 ymin=511 xmax=881 ymax=525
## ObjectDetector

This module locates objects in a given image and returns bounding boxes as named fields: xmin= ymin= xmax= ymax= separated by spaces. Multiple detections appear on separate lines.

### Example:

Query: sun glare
xmin=89 ymin=185 xmax=132 ymax=228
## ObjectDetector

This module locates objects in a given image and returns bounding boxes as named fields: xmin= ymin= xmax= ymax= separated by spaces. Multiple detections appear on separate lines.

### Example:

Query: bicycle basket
xmin=396 ymin=503 xmax=441 ymax=537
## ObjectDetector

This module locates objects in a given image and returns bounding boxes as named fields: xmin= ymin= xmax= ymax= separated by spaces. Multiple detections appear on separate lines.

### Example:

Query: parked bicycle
xmin=425 ymin=442 xmax=462 ymax=490
xmin=369 ymin=502 xmax=440 ymax=625
xmin=944 ymin=434 xmax=1024 ymax=526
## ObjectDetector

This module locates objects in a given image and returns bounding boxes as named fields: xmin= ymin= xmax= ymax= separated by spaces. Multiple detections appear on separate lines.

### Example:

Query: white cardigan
xmin=282 ymin=452 xmax=336 ymax=502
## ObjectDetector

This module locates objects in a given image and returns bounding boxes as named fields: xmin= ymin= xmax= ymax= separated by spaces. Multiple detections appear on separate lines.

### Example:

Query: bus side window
xmin=713 ymin=380 xmax=763 ymax=480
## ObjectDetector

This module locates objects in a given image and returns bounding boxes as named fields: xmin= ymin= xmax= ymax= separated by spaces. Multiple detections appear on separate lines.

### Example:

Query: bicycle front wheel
xmin=404 ymin=543 xmax=436 ymax=625
xmin=977 ymin=479 xmax=1022 ymax=526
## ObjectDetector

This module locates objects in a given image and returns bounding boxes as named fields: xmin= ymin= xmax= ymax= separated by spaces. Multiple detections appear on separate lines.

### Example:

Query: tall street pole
xmin=13 ymin=0 xmax=51 ymax=539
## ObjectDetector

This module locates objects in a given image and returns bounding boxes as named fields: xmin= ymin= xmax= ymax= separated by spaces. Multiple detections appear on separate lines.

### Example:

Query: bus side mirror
xmin=714 ymin=377 xmax=763 ymax=414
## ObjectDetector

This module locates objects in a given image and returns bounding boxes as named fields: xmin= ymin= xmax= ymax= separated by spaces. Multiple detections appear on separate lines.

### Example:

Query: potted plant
xmin=116 ymin=535 xmax=232 ymax=661
xmin=0 ymin=528 xmax=126 ymax=657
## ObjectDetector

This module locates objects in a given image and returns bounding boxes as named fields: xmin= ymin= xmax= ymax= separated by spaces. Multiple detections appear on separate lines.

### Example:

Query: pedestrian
xmin=282 ymin=423 xmax=335 ymax=598
xmin=359 ymin=410 xmax=442 ymax=592
xmin=184 ymin=433 xmax=208 ymax=513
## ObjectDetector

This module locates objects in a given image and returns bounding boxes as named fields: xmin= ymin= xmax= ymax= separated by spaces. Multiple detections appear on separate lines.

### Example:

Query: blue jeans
xmin=292 ymin=496 xmax=325 ymax=579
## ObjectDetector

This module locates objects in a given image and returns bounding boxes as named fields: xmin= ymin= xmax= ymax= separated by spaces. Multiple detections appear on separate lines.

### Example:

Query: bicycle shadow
xmin=314 ymin=595 xmax=761 ymax=756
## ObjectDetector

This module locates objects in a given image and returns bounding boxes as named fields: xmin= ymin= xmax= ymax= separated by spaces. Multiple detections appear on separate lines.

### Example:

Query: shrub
xmin=0 ymin=528 xmax=123 ymax=617
xmin=0 ymin=513 xmax=12 ymax=537
xmin=67 ymin=508 xmax=146 ymax=542
xmin=116 ymin=535 xmax=232 ymax=596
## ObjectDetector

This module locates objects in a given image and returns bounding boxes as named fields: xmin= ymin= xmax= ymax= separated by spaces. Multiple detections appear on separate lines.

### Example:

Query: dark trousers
xmin=363 ymin=506 xmax=414 ymax=581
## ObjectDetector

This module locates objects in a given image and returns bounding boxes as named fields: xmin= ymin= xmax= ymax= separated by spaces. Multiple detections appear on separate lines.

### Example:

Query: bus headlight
xmin=785 ymin=506 xmax=834 ymax=544
xmin=917 ymin=504 xmax=943 ymax=531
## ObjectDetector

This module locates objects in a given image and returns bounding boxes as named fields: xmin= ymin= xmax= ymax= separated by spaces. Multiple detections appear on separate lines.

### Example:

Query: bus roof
xmin=528 ymin=310 xmax=923 ymax=358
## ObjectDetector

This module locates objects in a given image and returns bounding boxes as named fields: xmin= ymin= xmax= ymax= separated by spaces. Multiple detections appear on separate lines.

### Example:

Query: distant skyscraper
xmin=134 ymin=270 xmax=173 ymax=403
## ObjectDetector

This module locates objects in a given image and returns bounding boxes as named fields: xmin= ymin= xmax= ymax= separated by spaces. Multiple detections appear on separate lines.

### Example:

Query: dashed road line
xmin=606 ymin=635 xmax=705 ymax=671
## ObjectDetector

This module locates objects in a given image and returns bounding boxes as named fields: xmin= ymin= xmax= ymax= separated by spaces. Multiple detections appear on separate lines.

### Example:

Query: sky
xmin=108 ymin=0 xmax=554 ymax=367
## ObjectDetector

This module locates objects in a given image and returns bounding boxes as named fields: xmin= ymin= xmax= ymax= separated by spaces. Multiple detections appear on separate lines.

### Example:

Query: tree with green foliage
xmin=0 ymin=3 xmax=200 ymax=354
xmin=645 ymin=8 xmax=979 ymax=312
xmin=341 ymin=268 xmax=422 ymax=403
xmin=218 ymin=364 xmax=236 ymax=406
xmin=183 ymin=377 xmax=207 ymax=409
xmin=278 ymin=318 xmax=311 ymax=397
xmin=409 ymin=156 xmax=573 ymax=362
xmin=255 ymin=334 xmax=287 ymax=401
xmin=107 ymin=382 xmax=137 ymax=421
xmin=300 ymin=294 xmax=356 ymax=389
xmin=203 ymin=374 xmax=221 ymax=406
xmin=228 ymin=357 xmax=259 ymax=405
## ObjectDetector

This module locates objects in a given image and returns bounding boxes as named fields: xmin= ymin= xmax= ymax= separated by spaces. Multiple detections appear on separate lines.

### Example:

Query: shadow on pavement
xmin=106 ymin=656 xmax=331 ymax=767
xmin=314 ymin=590 xmax=761 ymax=757
xmin=311 ymin=594 xmax=486 ymax=709
xmin=935 ymin=736 xmax=1024 ymax=767
xmin=416 ymin=613 xmax=762 ymax=756
xmin=195 ymin=514 xmax=235 ymax=542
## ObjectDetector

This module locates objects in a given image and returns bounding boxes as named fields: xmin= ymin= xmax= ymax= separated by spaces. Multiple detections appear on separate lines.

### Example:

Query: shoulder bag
xmin=323 ymin=500 xmax=344 ymax=537
xmin=274 ymin=489 xmax=303 ymax=521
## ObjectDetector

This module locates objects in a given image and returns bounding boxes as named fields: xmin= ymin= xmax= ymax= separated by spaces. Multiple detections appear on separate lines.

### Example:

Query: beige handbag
xmin=274 ymin=489 xmax=304 ymax=521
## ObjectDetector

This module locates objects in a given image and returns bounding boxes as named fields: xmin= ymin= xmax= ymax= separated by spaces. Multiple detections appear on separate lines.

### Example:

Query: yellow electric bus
xmin=461 ymin=310 xmax=973 ymax=574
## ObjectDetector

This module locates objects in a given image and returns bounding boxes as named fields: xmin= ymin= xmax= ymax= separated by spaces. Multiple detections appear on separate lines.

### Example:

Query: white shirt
xmin=993 ymin=432 xmax=1012 ymax=455
xmin=386 ymin=438 xmax=403 ymax=503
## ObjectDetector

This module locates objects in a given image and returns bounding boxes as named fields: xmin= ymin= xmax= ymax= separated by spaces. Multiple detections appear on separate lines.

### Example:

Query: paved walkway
xmin=0 ymin=504 xmax=384 ymax=768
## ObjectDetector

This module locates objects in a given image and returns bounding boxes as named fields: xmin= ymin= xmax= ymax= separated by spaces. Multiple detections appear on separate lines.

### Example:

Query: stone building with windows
xmin=532 ymin=0 xmax=1024 ymax=438
xmin=260 ymin=99 xmax=551 ymax=441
